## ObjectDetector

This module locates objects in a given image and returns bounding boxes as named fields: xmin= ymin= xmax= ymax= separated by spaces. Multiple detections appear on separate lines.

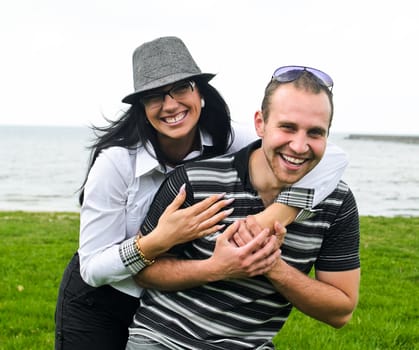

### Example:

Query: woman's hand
xmin=231 ymin=214 xmax=287 ymax=247
xmin=141 ymin=185 xmax=234 ymax=258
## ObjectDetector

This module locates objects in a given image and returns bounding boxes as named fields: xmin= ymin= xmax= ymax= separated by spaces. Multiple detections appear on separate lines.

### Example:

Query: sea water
xmin=0 ymin=126 xmax=90 ymax=212
xmin=0 ymin=125 xmax=418 ymax=216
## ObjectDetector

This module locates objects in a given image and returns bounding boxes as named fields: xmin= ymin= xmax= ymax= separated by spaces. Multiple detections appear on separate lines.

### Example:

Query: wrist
xmin=139 ymin=228 xmax=174 ymax=260
xmin=265 ymin=257 xmax=288 ymax=283
xmin=198 ymin=257 xmax=223 ymax=283
xmin=135 ymin=235 xmax=155 ymax=266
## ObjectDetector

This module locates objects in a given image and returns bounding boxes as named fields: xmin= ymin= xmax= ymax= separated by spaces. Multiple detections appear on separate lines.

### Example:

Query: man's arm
xmin=266 ymin=189 xmax=360 ymax=328
xmin=265 ymin=260 xmax=360 ymax=328
xmin=229 ymin=208 xmax=360 ymax=329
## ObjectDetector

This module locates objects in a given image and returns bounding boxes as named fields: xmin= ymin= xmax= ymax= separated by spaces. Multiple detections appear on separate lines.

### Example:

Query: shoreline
xmin=0 ymin=210 xmax=417 ymax=218
xmin=346 ymin=134 xmax=419 ymax=144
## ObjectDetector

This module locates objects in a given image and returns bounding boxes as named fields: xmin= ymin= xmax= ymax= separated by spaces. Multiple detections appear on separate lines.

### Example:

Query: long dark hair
xmin=78 ymin=79 xmax=233 ymax=205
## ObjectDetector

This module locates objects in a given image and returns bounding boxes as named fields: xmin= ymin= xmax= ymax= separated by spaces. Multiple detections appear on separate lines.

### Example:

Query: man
xmin=126 ymin=66 xmax=360 ymax=350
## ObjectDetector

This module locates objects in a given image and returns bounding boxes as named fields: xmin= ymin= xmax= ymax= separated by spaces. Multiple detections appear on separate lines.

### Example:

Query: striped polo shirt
xmin=130 ymin=140 xmax=360 ymax=350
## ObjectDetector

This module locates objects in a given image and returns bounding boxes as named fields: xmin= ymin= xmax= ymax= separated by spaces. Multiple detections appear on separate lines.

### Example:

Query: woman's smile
xmin=161 ymin=111 xmax=188 ymax=125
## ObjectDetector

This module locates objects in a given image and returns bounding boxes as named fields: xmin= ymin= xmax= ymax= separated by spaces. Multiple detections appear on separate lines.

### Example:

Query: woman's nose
xmin=162 ymin=93 xmax=179 ymax=109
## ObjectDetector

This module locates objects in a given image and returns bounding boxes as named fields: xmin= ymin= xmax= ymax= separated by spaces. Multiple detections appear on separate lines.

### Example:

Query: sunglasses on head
xmin=272 ymin=65 xmax=334 ymax=90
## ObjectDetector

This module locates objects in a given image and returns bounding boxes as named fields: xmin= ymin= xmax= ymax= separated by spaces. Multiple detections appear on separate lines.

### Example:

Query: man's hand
xmin=207 ymin=221 xmax=282 ymax=281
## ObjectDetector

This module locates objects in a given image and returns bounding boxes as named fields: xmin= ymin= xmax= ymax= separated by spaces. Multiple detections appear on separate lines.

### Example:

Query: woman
xmin=55 ymin=36 xmax=347 ymax=350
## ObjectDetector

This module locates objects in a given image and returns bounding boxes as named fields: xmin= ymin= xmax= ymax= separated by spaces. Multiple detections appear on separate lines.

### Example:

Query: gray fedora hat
xmin=122 ymin=36 xmax=215 ymax=104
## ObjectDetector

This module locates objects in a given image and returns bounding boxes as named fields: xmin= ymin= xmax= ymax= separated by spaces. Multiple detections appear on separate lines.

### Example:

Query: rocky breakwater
xmin=346 ymin=134 xmax=419 ymax=144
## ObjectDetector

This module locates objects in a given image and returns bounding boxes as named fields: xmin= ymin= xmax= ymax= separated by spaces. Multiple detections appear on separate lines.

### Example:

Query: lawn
xmin=0 ymin=212 xmax=418 ymax=349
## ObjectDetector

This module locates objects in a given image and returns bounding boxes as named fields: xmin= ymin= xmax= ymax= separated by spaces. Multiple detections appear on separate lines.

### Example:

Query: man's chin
xmin=280 ymin=172 xmax=309 ymax=187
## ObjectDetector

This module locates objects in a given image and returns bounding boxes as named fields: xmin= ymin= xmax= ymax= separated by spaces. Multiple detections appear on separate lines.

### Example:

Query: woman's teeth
xmin=163 ymin=112 xmax=186 ymax=124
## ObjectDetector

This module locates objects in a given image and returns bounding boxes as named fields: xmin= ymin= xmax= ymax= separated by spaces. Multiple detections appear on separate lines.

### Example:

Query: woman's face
xmin=142 ymin=80 xmax=202 ymax=143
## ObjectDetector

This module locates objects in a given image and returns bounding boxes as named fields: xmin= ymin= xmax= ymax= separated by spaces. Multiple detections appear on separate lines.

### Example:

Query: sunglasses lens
xmin=272 ymin=66 xmax=333 ymax=88
xmin=273 ymin=66 xmax=304 ymax=82
xmin=306 ymin=68 xmax=334 ymax=87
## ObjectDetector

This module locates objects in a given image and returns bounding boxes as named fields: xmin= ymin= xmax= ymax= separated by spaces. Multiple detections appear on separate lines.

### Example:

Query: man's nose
xmin=289 ymin=133 xmax=309 ymax=154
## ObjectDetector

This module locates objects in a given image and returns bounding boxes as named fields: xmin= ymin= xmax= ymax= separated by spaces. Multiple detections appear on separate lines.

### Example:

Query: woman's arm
xmin=78 ymin=148 xmax=137 ymax=287
xmin=79 ymin=149 xmax=232 ymax=287
xmin=249 ymin=142 xmax=348 ymax=233
xmin=136 ymin=184 xmax=234 ymax=261
xmin=290 ymin=141 xmax=348 ymax=207
xmin=232 ymin=124 xmax=348 ymax=208
xmin=118 ymin=168 xmax=235 ymax=275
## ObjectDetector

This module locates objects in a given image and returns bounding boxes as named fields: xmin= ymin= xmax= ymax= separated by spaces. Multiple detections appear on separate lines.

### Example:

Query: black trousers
xmin=55 ymin=253 xmax=139 ymax=350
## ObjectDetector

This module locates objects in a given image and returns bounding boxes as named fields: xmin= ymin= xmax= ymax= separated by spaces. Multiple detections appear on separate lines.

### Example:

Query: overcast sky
xmin=1 ymin=0 xmax=418 ymax=135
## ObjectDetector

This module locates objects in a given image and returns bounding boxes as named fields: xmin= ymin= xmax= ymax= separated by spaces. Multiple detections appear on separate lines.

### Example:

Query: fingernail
xmin=224 ymin=198 xmax=235 ymax=204
xmin=224 ymin=208 xmax=234 ymax=215
xmin=217 ymin=192 xmax=226 ymax=199
xmin=178 ymin=183 xmax=186 ymax=194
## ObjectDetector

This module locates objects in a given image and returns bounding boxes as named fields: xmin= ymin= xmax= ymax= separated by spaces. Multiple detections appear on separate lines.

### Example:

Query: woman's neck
xmin=158 ymin=132 xmax=200 ymax=165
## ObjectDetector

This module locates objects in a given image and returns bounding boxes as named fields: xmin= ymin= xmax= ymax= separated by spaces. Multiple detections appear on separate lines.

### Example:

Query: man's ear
xmin=254 ymin=111 xmax=265 ymax=137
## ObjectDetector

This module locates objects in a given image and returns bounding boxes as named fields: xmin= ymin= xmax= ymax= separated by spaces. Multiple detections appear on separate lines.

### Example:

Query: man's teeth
xmin=164 ymin=113 xmax=185 ymax=124
xmin=283 ymin=155 xmax=305 ymax=165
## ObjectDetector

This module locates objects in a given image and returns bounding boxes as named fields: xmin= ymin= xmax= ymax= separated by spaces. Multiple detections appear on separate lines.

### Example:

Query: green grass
xmin=274 ymin=216 xmax=419 ymax=350
xmin=0 ymin=212 xmax=79 ymax=349
xmin=0 ymin=212 xmax=418 ymax=349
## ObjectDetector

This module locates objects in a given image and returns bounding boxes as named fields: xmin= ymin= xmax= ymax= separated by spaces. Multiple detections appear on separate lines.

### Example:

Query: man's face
xmin=255 ymin=83 xmax=331 ymax=188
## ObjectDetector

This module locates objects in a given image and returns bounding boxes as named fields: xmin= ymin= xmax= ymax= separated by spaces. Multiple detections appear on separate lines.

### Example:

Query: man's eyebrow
xmin=309 ymin=126 xmax=327 ymax=135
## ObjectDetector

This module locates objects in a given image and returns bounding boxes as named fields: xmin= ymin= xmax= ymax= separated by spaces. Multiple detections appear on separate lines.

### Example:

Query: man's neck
xmin=249 ymin=148 xmax=285 ymax=207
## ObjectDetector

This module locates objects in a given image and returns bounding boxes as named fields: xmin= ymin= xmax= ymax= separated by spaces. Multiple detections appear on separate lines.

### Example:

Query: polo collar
xmin=232 ymin=139 xmax=261 ymax=194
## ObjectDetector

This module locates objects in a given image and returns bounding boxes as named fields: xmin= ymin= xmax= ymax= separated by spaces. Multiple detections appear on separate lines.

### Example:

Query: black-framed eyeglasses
xmin=139 ymin=80 xmax=196 ymax=109
xmin=272 ymin=66 xmax=333 ymax=90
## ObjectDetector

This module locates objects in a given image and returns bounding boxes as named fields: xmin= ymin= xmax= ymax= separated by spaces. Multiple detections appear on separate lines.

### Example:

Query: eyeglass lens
xmin=141 ymin=81 xmax=195 ymax=108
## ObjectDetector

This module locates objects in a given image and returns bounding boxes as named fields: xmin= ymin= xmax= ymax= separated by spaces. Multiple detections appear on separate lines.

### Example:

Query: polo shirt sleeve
xmin=315 ymin=189 xmax=360 ymax=271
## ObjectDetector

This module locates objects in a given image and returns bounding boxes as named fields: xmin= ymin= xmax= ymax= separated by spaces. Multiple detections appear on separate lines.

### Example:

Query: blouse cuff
xmin=275 ymin=187 xmax=321 ymax=222
xmin=119 ymin=236 xmax=148 ymax=274
xmin=294 ymin=209 xmax=321 ymax=222
xmin=275 ymin=187 xmax=315 ymax=209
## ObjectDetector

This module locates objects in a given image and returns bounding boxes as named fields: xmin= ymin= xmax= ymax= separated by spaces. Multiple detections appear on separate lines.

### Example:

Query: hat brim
xmin=122 ymin=73 xmax=215 ymax=104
